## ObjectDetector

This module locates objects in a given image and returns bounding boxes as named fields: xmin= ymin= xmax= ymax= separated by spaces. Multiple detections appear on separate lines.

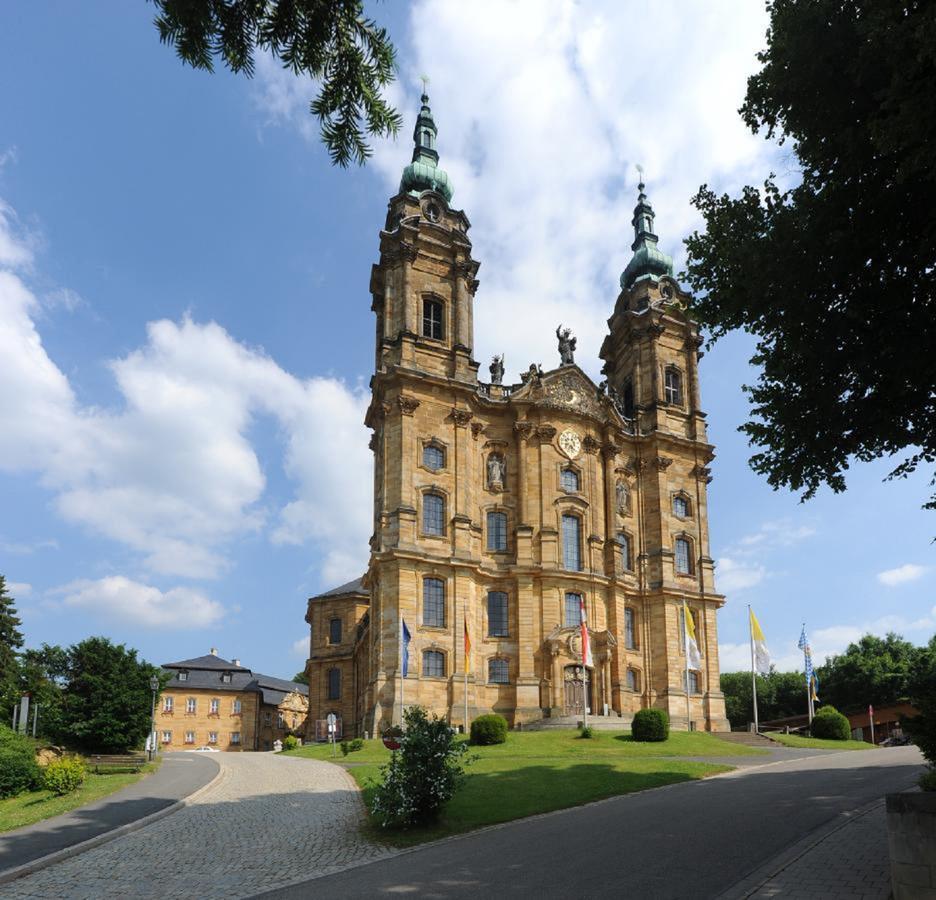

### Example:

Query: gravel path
xmin=0 ymin=753 xmax=391 ymax=899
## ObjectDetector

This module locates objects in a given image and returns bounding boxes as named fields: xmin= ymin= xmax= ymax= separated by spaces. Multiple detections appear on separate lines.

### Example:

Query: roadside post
xmin=327 ymin=712 xmax=337 ymax=757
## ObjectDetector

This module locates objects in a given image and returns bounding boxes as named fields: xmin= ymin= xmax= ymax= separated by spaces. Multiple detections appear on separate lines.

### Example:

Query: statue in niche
xmin=489 ymin=354 xmax=505 ymax=385
xmin=556 ymin=325 xmax=577 ymax=366
xmin=487 ymin=453 xmax=506 ymax=490
xmin=616 ymin=479 xmax=629 ymax=515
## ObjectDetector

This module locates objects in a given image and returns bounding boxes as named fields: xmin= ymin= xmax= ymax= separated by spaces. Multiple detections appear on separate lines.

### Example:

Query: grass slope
xmin=0 ymin=762 xmax=159 ymax=834
xmin=767 ymin=733 xmax=872 ymax=751
xmin=288 ymin=730 xmax=746 ymax=846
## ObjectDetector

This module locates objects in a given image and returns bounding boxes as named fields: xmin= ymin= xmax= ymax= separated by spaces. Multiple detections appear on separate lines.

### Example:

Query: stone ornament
xmin=558 ymin=429 xmax=582 ymax=459
xmin=556 ymin=325 xmax=577 ymax=366
xmin=616 ymin=480 xmax=629 ymax=515
xmin=489 ymin=354 xmax=505 ymax=385
xmin=398 ymin=395 xmax=420 ymax=416
xmin=542 ymin=371 xmax=605 ymax=420
xmin=451 ymin=408 xmax=473 ymax=427
xmin=486 ymin=453 xmax=506 ymax=491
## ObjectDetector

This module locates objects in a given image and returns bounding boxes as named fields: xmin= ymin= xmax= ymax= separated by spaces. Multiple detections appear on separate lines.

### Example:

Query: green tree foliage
xmin=0 ymin=575 xmax=25 ymax=721
xmin=370 ymin=706 xmax=469 ymax=829
xmin=151 ymin=0 xmax=402 ymax=166
xmin=0 ymin=724 xmax=40 ymax=798
xmin=292 ymin=670 xmax=308 ymax=685
xmin=56 ymin=637 xmax=163 ymax=753
xmin=818 ymin=633 xmax=923 ymax=712
xmin=903 ymin=640 xmax=936 ymax=772
xmin=684 ymin=0 xmax=936 ymax=510
xmin=16 ymin=644 xmax=69 ymax=740
xmin=720 ymin=670 xmax=806 ymax=728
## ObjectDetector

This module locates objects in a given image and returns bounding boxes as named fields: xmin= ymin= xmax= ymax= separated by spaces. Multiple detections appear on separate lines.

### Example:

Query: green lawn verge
xmin=288 ymin=730 xmax=739 ymax=846
xmin=767 ymin=733 xmax=872 ymax=751
xmin=0 ymin=760 xmax=160 ymax=834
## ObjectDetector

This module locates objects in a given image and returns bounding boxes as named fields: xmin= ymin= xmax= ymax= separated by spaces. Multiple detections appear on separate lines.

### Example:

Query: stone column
xmin=514 ymin=422 xmax=534 ymax=566
xmin=451 ymin=408 xmax=473 ymax=559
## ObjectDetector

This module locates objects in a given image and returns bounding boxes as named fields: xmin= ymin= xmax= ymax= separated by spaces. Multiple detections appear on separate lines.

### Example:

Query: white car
xmin=192 ymin=745 xmax=220 ymax=752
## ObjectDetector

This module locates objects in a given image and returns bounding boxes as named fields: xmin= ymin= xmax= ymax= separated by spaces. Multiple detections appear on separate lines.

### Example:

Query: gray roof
xmin=161 ymin=656 xmax=308 ymax=701
xmin=161 ymin=653 xmax=251 ymax=672
xmin=311 ymin=576 xmax=367 ymax=600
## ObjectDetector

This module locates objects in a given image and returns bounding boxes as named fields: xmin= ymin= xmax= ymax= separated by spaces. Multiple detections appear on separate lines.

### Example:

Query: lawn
xmin=286 ymin=730 xmax=751 ymax=846
xmin=767 ymin=733 xmax=873 ymax=751
xmin=0 ymin=761 xmax=160 ymax=834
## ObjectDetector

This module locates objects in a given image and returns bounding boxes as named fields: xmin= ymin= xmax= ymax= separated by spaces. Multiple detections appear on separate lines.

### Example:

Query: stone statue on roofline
xmin=556 ymin=325 xmax=576 ymax=366
xmin=489 ymin=354 xmax=505 ymax=385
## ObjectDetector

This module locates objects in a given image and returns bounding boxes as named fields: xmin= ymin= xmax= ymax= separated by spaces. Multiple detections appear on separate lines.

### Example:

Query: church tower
xmin=303 ymin=99 xmax=728 ymax=738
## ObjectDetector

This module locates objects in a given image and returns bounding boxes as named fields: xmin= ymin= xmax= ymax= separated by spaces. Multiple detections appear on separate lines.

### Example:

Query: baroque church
xmin=303 ymin=93 xmax=729 ymax=738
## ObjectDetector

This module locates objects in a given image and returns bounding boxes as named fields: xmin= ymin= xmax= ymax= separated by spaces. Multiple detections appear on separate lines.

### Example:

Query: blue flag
xmin=401 ymin=618 xmax=411 ymax=677
xmin=798 ymin=624 xmax=814 ymax=687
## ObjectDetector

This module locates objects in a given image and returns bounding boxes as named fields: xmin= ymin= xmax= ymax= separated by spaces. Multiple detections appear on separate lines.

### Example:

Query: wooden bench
xmin=89 ymin=753 xmax=147 ymax=773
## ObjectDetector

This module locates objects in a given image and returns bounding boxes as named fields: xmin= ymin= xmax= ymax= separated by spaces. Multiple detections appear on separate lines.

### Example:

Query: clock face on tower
xmin=558 ymin=429 xmax=581 ymax=459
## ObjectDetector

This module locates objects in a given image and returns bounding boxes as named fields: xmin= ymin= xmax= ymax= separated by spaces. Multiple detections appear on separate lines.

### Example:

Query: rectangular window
xmin=562 ymin=514 xmax=582 ymax=571
xmin=488 ymin=658 xmax=509 ymax=684
xmin=673 ymin=495 xmax=689 ymax=518
xmin=423 ymin=444 xmax=444 ymax=471
xmin=487 ymin=591 xmax=509 ymax=637
xmin=624 ymin=608 xmax=636 ymax=649
xmin=619 ymin=532 xmax=632 ymax=571
xmin=423 ymin=577 xmax=445 ymax=627
xmin=231 ymin=732 xmax=241 ymax=745
xmin=184 ymin=731 xmax=195 ymax=745
xmin=422 ymin=298 xmax=443 ymax=340
xmin=208 ymin=731 xmax=217 ymax=744
xmin=327 ymin=668 xmax=341 ymax=700
xmin=329 ymin=617 xmax=342 ymax=644
xmin=232 ymin=699 xmax=242 ymax=715
xmin=685 ymin=671 xmax=700 ymax=694
xmin=186 ymin=697 xmax=196 ymax=714
xmin=626 ymin=669 xmax=639 ymax=692
xmin=178 ymin=671 xmax=188 ymax=682
xmin=675 ymin=538 xmax=691 ymax=574
xmin=422 ymin=650 xmax=445 ymax=678
xmin=222 ymin=672 xmax=232 ymax=684
xmin=564 ymin=592 xmax=583 ymax=627
xmin=423 ymin=493 xmax=445 ymax=535
xmin=487 ymin=511 xmax=508 ymax=551
xmin=621 ymin=380 xmax=635 ymax=418
xmin=664 ymin=368 xmax=683 ymax=405
xmin=163 ymin=696 xmax=173 ymax=713
xmin=161 ymin=730 xmax=172 ymax=744
xmin=210 ymin=698 xmax=219 ymax=715
xmin=264 ymin=711 xmax=272 ymax=726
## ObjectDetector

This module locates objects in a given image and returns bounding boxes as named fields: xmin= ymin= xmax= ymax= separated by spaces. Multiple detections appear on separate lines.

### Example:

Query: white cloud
xmin=716 ymin=556 xmax=767 ymax=593
xmin=877 ymin=563 xmax=929 ymax=587
xmin=57 ymin=576 xmax=224 ymax=629
xmin=0 ymin=538 xmax=58 ymax=555
xmin=0 ymin=198 xmax=35 ymax=270
xmin=734 ymin=518 xmax=818 ymax=551
xmin=291 ymin=636 xmax=309 ymax=658
xmin=6 ymin=581 xmax=32 ymax=598
xmin=0 ymin=245 xmax=371 ymax=584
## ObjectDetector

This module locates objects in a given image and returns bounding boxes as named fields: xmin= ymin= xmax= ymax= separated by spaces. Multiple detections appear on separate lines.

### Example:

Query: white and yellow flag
xmin=749 ymin=607 xmax=771 ymax=676
xmin=684 ymin=602 xmax=702 ymax=670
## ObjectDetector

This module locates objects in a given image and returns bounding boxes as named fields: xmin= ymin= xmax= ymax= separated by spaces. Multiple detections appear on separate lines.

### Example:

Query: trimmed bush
xmin=632 ymin=708 xmax=670 ymax=742
xmin=42 ymin=756 xmax=86 ymax=795
xmin=470 ymin=714 xmax=508 ymax=746
xmin=350 ymin=737 xmax=365 ymax=751
xmin=0 ymin=725 xmax=41 ymax=798
xmin=282 ymin=734 xmax=300 ymax=751
xmin=811 ymin=705 xmax=851 ymax=741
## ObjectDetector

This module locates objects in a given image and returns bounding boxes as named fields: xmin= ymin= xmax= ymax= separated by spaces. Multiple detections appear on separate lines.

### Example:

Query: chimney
xmin=233 ymin=658 xmax=241 ymax=667
xmin=210 ymin=647 xmax=218 ymax=656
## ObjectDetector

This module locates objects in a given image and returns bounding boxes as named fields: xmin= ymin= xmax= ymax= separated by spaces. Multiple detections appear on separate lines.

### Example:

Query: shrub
xmin=42 ymin=756 xmax=86 ymax=796
xmin=340 ymin=740 xmax=350 ymax=756
xmin=632 ymin=708 xmax=670 ymax=742
xmin=370 ymin=706 xmax=469 ymax=829
xmin=470 ymin=714 xmax=508 ymax=746
xmin=282 ymin=734 xmax=299 ymax=751
xmin=903 ymin=654 xmax=936 ymax=769
xmin=578 ymin=725 xmax=594 ymax=739
xmin=350 ymin=737 xmax=364 ymax=752
xmin=811 ymin=706 xmax=851 ymax=740
xmin=919 ymin=768 xmax=936 ymax=792
xmin=0 ymin=725 xmax=41 ymax=798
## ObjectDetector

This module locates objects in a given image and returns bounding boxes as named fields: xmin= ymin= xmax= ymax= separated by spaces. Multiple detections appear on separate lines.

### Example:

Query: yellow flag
xmin=749 ymin=607 xmax=771 ymax=675
xmin=464 ymin=616 xmax=471 ymax=675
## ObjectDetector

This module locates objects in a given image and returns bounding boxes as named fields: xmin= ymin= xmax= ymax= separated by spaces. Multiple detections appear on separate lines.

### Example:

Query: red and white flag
xmin=580 ymin=595 xmax=594 ymax=667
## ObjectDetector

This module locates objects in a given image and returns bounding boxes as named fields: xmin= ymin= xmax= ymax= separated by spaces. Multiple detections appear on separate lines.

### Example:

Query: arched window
xmin=487 ymin=511 xmax=508 ymax=551
xmin=561 ymin=514 xmax=582 ymax=571
xmin=685 ymin=670 xmax=700 ymax=694
xmin=423 ymin=577 xmax=445 ymax=627
xmin=672 ymin=494 xmax=690 ymax=518
xmin=422 ymin=298 xmax=443 ymax=340
xmin=488 ymin=658 xmax=509 ymax=684
xmin=564 ymin=592 xmax=583 ymax=627
xmin=624 ymin=607 xmax=637 ymax=650
xmin=560 ymin=467 xmax=580 ymax=492
xmin=618 ymin=532 xmax=632 ymax=571
xmin=423 ymin=492 xmax=445 ymax=535
xmin=329 ymin=617 xmax=342 ymax=644
xmin=626 ymin=668 xmax=640 ymax=692
xmin=423 ymin=444 xmax=444 ymax=471
xmin=422 ymin=649 xmax=445 ymax=678
xmin=664 ymin=367 xmax=683 ymax=405
xmin=675 ymin=537 xmax=693 ymax=574
xmin=487 ymin=590 xmax=508 ymax=637
xmin=327 ymin=668 xmax=341 ymax=700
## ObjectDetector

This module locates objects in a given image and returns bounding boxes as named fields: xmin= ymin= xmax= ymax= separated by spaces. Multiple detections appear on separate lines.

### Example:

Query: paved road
xmin=0 ymin=753 xmax=390 ymax=899
xmin=0 ymin=753 xmax=218 ymax=875
xmin=260 ymin=746 xmax=923 ymax=900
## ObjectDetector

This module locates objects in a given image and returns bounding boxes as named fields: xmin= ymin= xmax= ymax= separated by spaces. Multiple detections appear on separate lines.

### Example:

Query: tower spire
xmin=620 ymin=167 xmax=674 ymax=290
xmin=399 ymin=87 xmax=454 ymax=202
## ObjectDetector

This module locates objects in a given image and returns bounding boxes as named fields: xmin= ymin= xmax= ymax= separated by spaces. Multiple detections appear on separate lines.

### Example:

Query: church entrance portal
xmin=563 ymin=665 xmax=593 ymax=716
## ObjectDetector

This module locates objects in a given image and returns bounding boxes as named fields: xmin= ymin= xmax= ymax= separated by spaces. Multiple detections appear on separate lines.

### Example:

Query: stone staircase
xmin=713 ymin=731 xmax=779 ymax=749
xmin=523 ymin=714 xmax=633 ymax=732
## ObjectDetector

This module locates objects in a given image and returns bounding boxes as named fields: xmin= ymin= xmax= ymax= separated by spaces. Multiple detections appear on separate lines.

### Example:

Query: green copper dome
xmin=399 ymin=92 xmax=454 ymax=203
xmin=620 ymin=178 xmax=673 ymax=290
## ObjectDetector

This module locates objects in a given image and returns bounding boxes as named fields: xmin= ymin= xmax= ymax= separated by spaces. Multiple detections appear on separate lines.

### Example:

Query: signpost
xmin=869 ymin=704 xmax=875 ymax=745
xmin=327 ymin=713 xmax=337 ymax=757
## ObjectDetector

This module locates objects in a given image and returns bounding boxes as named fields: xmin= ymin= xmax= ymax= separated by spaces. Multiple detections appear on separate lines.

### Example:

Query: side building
xmin=157 ymin=649 xmax=309 ymax=751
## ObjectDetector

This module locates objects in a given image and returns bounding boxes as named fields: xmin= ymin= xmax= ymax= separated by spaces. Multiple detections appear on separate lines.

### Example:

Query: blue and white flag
xmin=798 ymin=625 xmax=814 ymax=687
xmin=401 ymin=618 xmax=412 ymax=677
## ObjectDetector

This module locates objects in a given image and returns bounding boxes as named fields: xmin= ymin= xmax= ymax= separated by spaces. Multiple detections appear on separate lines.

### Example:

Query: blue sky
xmin=1 ymin=0 xmax=932 ymax=681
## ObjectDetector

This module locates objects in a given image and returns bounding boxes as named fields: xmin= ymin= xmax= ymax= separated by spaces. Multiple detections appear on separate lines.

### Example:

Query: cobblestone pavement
xmin=0 ymin=753 xmax=392 ymax=899
xmin=745 ymin=800 xmax=890 ymax=899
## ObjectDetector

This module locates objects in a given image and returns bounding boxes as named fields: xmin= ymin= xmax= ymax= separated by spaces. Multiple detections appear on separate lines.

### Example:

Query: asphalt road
xmin=259 ymin=746 xmax=923 ymax=900
xmin=0 ymin=751 xmax=218 ymax=874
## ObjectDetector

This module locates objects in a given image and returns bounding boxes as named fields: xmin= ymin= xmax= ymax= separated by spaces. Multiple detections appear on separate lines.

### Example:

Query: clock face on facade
xmin=558 ymin=429 xmax=582 ymax=459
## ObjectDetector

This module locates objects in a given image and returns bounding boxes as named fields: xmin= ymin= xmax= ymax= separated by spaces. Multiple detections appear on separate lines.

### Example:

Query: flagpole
xmin=399 ymin=614 xmax=404 ymax=727
xmin=748 ymin=605 xmax=759 ymax=734
xmin=464 ymin=612 xmax=469 ymax=734
xmin=683 ymin=599 xmax=691 ymax=732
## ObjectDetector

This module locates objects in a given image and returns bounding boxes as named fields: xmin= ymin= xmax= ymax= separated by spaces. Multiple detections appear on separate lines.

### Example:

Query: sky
xmin=0 ymin=0 xmax=933 ymax=683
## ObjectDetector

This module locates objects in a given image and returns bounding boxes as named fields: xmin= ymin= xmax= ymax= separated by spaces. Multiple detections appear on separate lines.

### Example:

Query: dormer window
xmin=178 ymin=671 xmax=188 ymax=682
xmin=422 ymin=298 xmax=443 ymax=340
xmin=222 ymin=672 xmax=232 ymax=684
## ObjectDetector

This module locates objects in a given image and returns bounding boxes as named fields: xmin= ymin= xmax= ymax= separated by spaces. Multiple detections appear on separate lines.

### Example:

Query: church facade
xmin=304 ymin=94 xmax=729 ymax=738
